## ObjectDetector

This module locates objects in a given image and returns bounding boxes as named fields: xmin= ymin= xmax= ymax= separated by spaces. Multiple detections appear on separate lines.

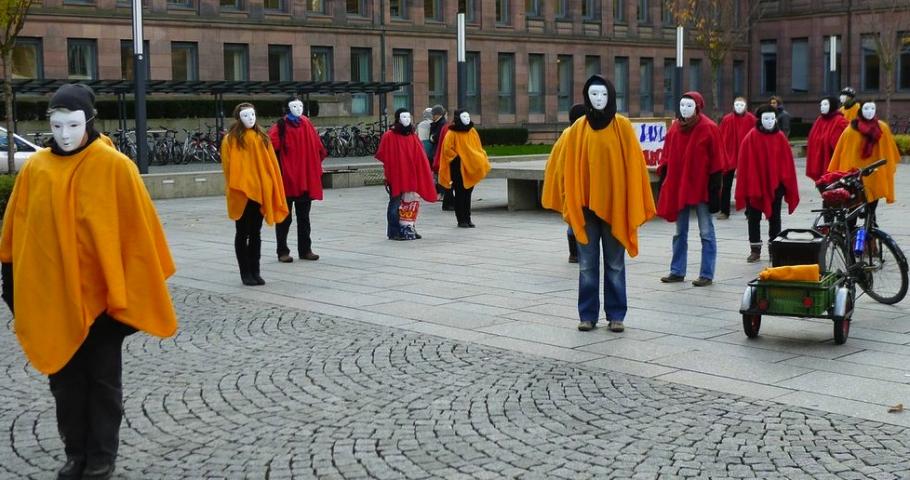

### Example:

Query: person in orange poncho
xmin=717 ymin=97 xmax=756 ymax=220
xmin=542 ymin=75 xmax=657 ymax=333
xmin=735 ymin=104 xmax=800 ymax=263
xmin=0 ymin=84 xmax=178 ymax=479
xmin=829 ymin=100 xmax=900 ymax=219
xmin=657 ymin=91 xmax=725 ymax=287
xmin=806 ymin=95 xmax=849 ymax=181
xmin=839 ymin=87 xmax=861 ymax=122
xmin=375 ymin=108 xmax=437 ymax=240
xmin=221 ymin=103 xmax=289 ymax=286
xmin=434 ymin=109 xmax=491 ymax=228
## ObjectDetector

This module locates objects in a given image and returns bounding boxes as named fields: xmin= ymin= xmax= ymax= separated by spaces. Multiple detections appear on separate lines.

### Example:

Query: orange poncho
xmin=542 ymin=115 xmax=656 ymax=257
xmin=840 ymin=103 xmax=860 ymax=123
xmin=221 ymin=129 xmax=289 ymax=225
xmin=828 ymin=121 xmax=900 ymax=204
xmin=0 ymin=139 xmax=178 ymax=374
xmin=437 ymin=128 xmax=491 ymax=189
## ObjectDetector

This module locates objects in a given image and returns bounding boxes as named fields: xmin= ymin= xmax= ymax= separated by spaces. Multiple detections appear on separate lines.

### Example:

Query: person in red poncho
xmin=657 ymin=91 xmax=725 ymax=287
xmin=268 ymin=95 xmax=327 ymax=263
xmin=375 ymin=108 xmax=438 ymax=240
xmin=735 ymin=104 xmax=800 ymax=263
xmin=717 ymin=97 xmax=756 ymax=220
xmin=806 ymin=95 xmax=849 ymax=181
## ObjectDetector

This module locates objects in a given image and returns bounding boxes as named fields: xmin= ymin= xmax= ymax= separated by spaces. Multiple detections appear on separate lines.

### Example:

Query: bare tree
xmin=857 ymin=0 xmax=910 ymax=124
xmin=664 ymin=0 xmax=763 ymax=117
xmin=0 ymin=0 xmax=37 ymax=175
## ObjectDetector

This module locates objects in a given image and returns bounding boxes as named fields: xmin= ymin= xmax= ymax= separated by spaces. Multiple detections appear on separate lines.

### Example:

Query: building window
xmin=661 ymin=2 xmax=673 ymax=25
xmin=496 ymin=0 xmax=510 ymax=25
xmin=120 ymin=40 xmax=150 ymax=81
xmin=528 ymin=54 xmax=545 ymax=114
xmin=688 ymin=58 xmax=701 ymax=92
xmin=614 ymin=0 xmax=625 ymax=23
xmin=350 ymin=48 xmax=372 ymax=115
xmin=224 ymin=43 xmax=249 ymax=81
xmin=760 ymin=40 xmax=777 ymax=94
xmin=582 ymin=0 xmax=598 ymax=20
xmin=465 ymin=51 xmax=480 ymax=113
xmin=614 ymin=56 xmax=629 ymax=112
xmin=498 ymin=53 xmax=516 ymax=113
xmin=790 ymin=38 xmax=809 ymax=93
xmin=558 ymin=55 xmax=573 ymax=113
xmin=640 ymin=57 xmax=653 ymax=113
xmin=306 ymin=0 xmax=324 ymax=13
xmin=392 ymin=49 xmax=412 ymax=111
xmin=663 ymin=58 xmax=676 ymax=112
xmin=220 ymin=0 xmax=243 ymax=9
xmin=264 ymin=0 xmax=286 ymax=12
xmin=823 ymin=35 xmax=842 ymax=94
xmin=171 ymin=42 xmax=198 ymax=81
xmin=733 ymin=60 xmax=744 ymax=97
xmin=555 ymin=0 xmax=567 ymax=18
xmin=637 ymin=0 xmax=649 ymax=23
xmin=167 ymin=0 xmax=193 ymax=8
xmin=311 ymin=46 xmax=333 ymax=81
xmin=861 ymin=35 xmax=880 ymax=92
xmin=11 ymin=37 xmax=42 ymax=79
xmin=425 ymin=0 xmax=442 ymax=20
xmin=346 ymin=0 xmax=365 ymax=16
xmin=526 ymin=0 xmax=540 ymax=17
xmin=390 ymin=0 xmax=407 ymax=19
xmin=458 ymin=0 xmax=477 ymax=22
xmin=899 ymin=33 xmax=910 ymax=91
xmin=585 ymin=55 xmax=601 ymax=77
xmin=428 ymin=50 xmax=447 ymax=108
xmin=268 ymin=45 xmax=292 ymax=81
xmin=67 ymin=39 xmax=97 ymax=81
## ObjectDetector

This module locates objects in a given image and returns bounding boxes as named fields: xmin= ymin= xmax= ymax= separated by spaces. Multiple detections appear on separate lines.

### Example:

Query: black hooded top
xmin=390 ymin=107 xmax=415 ymax=135
xmin=582 ymin=75 xmax=617 ymax=131
xmin=568 ymin=103 xmax=586 ymax=125
xmin=450 ymin=109 xmax=474 ymax=132
xmin=820 ymin=95 xmax=841 ymax=120
xmin=47 ymin=83 xmax=100 ymax=156
xmin=755 ymin=104 xmax=780 ymax=134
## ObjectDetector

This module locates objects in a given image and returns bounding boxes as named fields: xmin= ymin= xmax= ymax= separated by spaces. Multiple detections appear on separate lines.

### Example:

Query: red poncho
xmin=268 ymin=116 xmax=327 ymax=200
xmin=375 ymin=129 xmax=438 ymax=201
xmin=735 ymin=129 xmax=800 ymax=218
xmin=719 ymin=111 xmax=756 ymax=171
xmin=805 ymin=113 xmax=848 ymax=181
xmin=656 ymin=105 xmax=725 ymax=222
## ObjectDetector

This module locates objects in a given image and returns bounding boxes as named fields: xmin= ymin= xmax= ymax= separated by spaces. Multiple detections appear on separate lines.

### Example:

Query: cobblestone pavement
xmin=3 ymin=286 xmax=910 ymax=479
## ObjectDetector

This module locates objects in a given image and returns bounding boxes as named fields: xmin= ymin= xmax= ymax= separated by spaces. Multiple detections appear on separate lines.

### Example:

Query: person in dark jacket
xmin=769 ymin=96 xmax=791 ymax=138
xmin=429 ymin=104 xmax=455 ymax=210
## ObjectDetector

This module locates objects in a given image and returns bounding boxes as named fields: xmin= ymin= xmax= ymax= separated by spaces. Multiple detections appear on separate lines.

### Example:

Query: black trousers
xmin=276 ymin=195 xmax=312 ymax=257
xmin=746 ymin=186 xmax=785 ymax=244
xmin=720 ymin=170 xmax=736 ymax=215
xmin=450 ymin=158 xmax=473 ymax=224
xmin=49 ymin=314 xmax=132 ymax=466
xmin=235 ymin=200 xmax=264 ymax=275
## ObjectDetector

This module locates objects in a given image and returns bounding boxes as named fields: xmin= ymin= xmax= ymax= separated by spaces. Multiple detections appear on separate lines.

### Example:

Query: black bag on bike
xmin=770 ymin=229 xmax=828 ymax=272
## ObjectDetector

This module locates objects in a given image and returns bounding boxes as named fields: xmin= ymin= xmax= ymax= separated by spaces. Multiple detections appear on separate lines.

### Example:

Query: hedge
xmin=1 ymin=98 xmax=320 ymax=121
xmin=789 ymin=121 xmax=812 ymax=139
xmin=0 ymin=174 xmax=16 ymax=220
xmin=896 ymin=134 xmax=910 ymax=156
xmin=477 ymin=127 xmax=529 ymax=146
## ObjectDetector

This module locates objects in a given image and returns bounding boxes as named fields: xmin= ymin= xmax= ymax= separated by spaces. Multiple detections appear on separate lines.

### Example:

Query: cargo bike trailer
xmin=739 ymin=159 xmax=909 ymax=345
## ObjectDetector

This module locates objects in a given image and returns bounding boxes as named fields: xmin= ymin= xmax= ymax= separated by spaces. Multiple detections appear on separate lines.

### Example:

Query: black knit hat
xmin=49 ymin=84 xmax=96 ymax=119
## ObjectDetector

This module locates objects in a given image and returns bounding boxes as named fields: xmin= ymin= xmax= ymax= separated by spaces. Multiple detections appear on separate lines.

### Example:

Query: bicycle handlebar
xmin=861 ymin=158 xmax=888 ymax=177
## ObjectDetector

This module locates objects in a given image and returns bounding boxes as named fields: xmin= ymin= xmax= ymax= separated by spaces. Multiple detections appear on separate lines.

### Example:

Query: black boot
xmin=249 ymin=237 xmax=265 ymax=285
xmin=568 ymin=233 xmax=578 ymax=263
xmin=236 ymin=236 xmax=257 ymax=286
xmin=747 ymin=244 xmax=761 ymax=263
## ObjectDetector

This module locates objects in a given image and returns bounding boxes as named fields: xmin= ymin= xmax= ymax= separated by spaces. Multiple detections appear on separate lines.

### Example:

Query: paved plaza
xmin=3 ymin=161 xmax=910 ymax=478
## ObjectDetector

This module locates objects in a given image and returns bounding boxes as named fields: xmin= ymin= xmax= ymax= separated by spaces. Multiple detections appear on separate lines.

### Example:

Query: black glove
xmin=2 ymin=263 xmax=13 ymax=315
xmin=707 ymin=171 xmax=722 ymax=214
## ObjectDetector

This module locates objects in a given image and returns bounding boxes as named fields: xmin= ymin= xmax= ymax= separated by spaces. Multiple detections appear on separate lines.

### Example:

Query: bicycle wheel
xmin=824 ymin=232 xmax=850 ymax=277
xmin=859 ymin=229 xmax=909 ymax=304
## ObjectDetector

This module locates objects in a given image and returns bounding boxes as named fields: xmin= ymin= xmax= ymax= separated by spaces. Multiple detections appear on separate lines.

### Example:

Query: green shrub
xmin=895 ymin=134 xmax=910 ymax=156
xmin=477 ymin=127 xmax=529 ymax=146
xmin=789 ymin=120 xmax=812 ymax=139
xmin=0 ymin=174 xmax=17 ymax=221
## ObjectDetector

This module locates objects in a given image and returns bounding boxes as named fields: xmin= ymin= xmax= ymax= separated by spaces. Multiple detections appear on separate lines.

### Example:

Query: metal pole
xmin=456 ymin=13 xmax=466 ymax=110
xmin=378 ymin=0 xmax=387 ymax=130
xmin=132 ymin=0 xmax=148 ymax=173
xmin=674 ymin=26 xmax=684 ymax=117
xmin=829 ymin=35 xmax=838 ymax=96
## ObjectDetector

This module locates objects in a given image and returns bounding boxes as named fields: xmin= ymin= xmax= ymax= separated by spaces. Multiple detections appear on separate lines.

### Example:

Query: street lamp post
xmin=829 ymin=35 xmax=838 ymax=96
xmin=457 ymin=13 xmax=466 ymax=110
xmin=674 ymin=25 xmax=684 ymax=117
xmin=132 ymin=0 xmax=148 ymax=174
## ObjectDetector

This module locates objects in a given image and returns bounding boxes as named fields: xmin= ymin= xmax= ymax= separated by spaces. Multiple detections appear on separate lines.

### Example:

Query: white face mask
xmin=733 ymin=101 xmax=746 ymax=115
xmin=399 ymin=112 xmax=412 ymax=127
xmin=288 ymin=100 xmax=304 ymax=117
xmin=820 ymin=100 xmax=830 ymax=115
xmin=679 ymin=98 xmax=697 ymax=119
xmin=861 ymin=102 xmax=876 ymax=120
xmin=239 ymin=108 xmax=257 ymax=129
xmin=588 ymin=85 xmax=609 ymax=111
xmin=459 ymin=112 xmax=471 ymax=125
xmin=839 ymin=95 xmax=847 ymax=105
xmin=761 ymin=112 xmax=777 ymax=131
xmin=49 ymin=109 xmax=89 ymax=152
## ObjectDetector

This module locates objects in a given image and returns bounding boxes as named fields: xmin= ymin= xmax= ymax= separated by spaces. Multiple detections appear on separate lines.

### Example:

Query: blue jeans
xmin=670 ymin=203 xmax=716 ymax=279
xmin=577 ymin=210 xmax=627 ymax=323
xmin=387 ymin=194 xmax=402 ymax=239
